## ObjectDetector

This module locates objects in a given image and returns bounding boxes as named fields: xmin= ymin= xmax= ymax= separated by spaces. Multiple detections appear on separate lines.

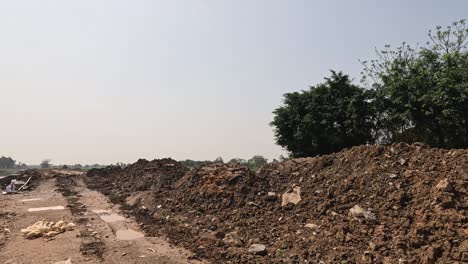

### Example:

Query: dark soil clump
xmin=87 ymin=158 xmax=187 ymax=202
xmin=80 ymin=229 xmax=105 ymax=259
xmin=56 ymin=175 xmax=87 ymax=215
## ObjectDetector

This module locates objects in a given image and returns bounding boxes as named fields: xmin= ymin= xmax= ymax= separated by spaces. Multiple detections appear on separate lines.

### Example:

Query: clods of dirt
xmin=80 ymin=229 xmax=105 ymax=258
xmin=86 ymin=143 xmax=468 ymax=263
xmin=173 ymin=163 xmax=269 ymax=212
xmin=56 ymin=176 xmax=87 ymax=216
xmin=55 ymin=174 xmax=106 ymax=260
xmin=0 ymin=212 xmax=15 ymax=250
xmin=87 ymin=158 xmax=187 ymax=203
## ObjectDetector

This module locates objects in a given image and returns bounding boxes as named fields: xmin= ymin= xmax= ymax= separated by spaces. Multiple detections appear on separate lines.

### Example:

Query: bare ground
xmin=0 ymin=174 xmax=204 ymax=264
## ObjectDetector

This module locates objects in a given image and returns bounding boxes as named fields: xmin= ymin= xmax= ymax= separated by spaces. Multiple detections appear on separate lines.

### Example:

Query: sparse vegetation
xmin=180 ymin=155 xmax=268 ymax=171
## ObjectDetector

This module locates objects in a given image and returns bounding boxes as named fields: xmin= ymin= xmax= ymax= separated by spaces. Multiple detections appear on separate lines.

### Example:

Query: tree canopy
xmin=271 ymin=71 xmax=375 ymax=157
xmin=0 ymin=156 xmax=16 ymax=169
xmin=40 ymin=159 xmax=52 ymax=169
xmin=272 ymin=20 xmax=468 ymax=157
xmin=228 ymin=155 xmax=268 ymax=171
xmin=361 ymin=19 xmax=468 ymax=148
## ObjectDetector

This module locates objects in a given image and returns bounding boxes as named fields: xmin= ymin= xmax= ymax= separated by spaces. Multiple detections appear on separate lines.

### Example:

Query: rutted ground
xmin=1 ymin=143 xmax=467 ymax=263
xmin=0 ymin=173 xmax=203 ymax=264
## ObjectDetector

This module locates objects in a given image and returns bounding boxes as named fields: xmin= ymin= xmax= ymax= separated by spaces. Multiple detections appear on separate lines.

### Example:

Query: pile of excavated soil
xmin=87 ymin=158 xmax=187 ymax=200
xmin=86 ymin=144 xmax=468 ymax=263
xmin=173 ymin=163 xmax=269 ymax=211
xmin=0 ymin=169 xmax=43 ymax=191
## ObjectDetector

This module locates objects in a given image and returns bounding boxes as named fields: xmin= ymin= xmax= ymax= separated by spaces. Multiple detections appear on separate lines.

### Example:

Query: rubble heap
xmin=87 ymin=143 xmax=468 ymax=263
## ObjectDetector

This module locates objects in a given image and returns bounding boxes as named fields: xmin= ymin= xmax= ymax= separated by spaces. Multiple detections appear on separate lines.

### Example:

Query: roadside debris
xmin=20 ymin=218 xmax=75 ymax=239
xmin=17 ymin=176 xmax=32 ymax=191
xmin=2 ymin=180 xmax=16 ymax=194
xmin=1 ymin=169 xmax=42 ymax=194
xmin=53 ymin=258 xmax=72 ymax=264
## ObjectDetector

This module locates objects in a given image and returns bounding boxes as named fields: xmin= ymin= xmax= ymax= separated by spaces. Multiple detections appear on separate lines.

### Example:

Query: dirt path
xmin=0 ymin=175 xmax=204 ymax=264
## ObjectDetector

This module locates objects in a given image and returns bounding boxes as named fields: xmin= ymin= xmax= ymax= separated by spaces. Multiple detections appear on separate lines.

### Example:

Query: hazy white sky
xmin=1 ymin=0 xmax=467 ymax=165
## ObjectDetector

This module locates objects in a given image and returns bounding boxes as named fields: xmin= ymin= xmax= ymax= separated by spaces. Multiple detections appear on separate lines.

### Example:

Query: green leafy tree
xmin=271 ymin=71 xmax=375 ymax=157
xmin=115 ymin=162 xmax=127 ymax=168
xmin=40 ymin=159 xmax=51 ymax=169
xmin=361 ymin=19 xmax=468 ymax=148
xmin=179 ymin=159 xmax=211 ymax=169
xmin=213 ymin=157 xmax=224 ymax=164
xmin=16 ymin=162 xmax=28 ymax=169
xmin=0 ymin=156 xmax=16 ymax=169
xmin=227 ymin=158 xmax=247 ymax=165
xmin=246 ymin=155 xmax=268 ymax=171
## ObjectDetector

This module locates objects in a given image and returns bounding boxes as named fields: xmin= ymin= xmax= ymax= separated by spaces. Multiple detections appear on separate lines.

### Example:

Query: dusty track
xmin=0 ymin=174 xmax=203 ymax=264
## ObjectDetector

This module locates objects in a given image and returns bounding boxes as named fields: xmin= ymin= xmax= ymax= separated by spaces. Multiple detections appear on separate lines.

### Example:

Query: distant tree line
xmin=0 ymin=156 xmax=16 ymax=169
xmin=0 ymin=156 xmax=28 ymax=169
xmin=180 ymin=159 xmax=212 ymax=168
xmin=227 ymin=155 xmax=269 ymax=171
xmin=180 ymin=155 xmax=271 ymax=171
xmin=60 ymin=163 xmax=109 ymax=170
xmin=271 ymin=20 xmax=468 ymax=157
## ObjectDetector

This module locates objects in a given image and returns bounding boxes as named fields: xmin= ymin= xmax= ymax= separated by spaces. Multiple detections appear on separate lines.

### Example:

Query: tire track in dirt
xmin=55 ymin=174 xmax=106 ymax=260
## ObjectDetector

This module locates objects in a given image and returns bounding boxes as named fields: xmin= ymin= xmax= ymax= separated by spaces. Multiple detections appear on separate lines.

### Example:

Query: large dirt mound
xmin=173 ymin=163 xmax=268 ymax=211
xmin=253 ymin=143 xmax=467 ymax=263
xmin=87 ymin=144 xmax=468 ymax=263
xmin=87 ymin=158 xmax=187 ymax=199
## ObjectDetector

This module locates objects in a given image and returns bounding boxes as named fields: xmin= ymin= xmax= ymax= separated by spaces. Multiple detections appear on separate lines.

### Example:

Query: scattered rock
xmin=248 ymin=244 xmax=266 ymax=255
xmin=265 ymin=191 xmax=277 ymax=201
xmin=435 ymin=179 xmax=453 ymax=192
xmin=223 ymin=231 xmax=243 ymax=247
xmin=86 ymin=143 xmax=467 ymax=263
xmin=349 ymin=205 xmax=376 ymax=221
xmin=281 ymin=187 xmax=301 ymax=206
xmin=54 ymin=258 xmax=72 ymax=264
xmin=304 ymin=223 xmax=319 ymax=229
xmin=403 ymin=170 xmax=413 ymax=177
